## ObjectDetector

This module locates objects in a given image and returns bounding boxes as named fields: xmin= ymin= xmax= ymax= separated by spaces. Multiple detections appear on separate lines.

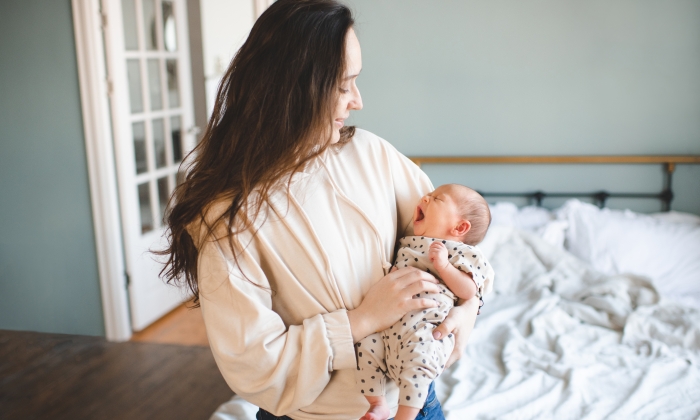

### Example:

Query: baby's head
xmin=412 ymin=184 xmax=491 ymax=245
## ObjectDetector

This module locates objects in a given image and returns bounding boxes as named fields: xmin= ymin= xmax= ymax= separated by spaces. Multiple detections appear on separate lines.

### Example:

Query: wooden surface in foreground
xmin=0 ymin=329 xmax=232 ymax=420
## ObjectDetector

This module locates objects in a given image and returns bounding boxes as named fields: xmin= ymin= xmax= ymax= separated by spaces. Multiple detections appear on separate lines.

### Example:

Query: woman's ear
xmin=453 ymin=220 xmax=471 ymax=237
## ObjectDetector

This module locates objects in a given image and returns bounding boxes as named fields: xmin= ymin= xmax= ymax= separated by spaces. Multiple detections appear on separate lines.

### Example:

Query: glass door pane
xmin=170 ymin=116 xmax=182 ymax=163
xmin=121 ymin=0 xmax=139 ymax=50
xmin=157 ymin=176 xmax=171 ymax=222
xmin=142 ymin=0 xmax=158 ymax=50
xmin=126 ymin=59 xmax=144 ymax=113
xmin=165 ymin=59 xmax=180 ymax=108
xmin=162 ymin=1 xmax=177 ymax=52
xmin=152 ymin=119 xmax=166 ymax=168
xmin=137 ymin=182 xmax=154 ymax=233
xmin=147 ymin=59 xmax=163 ymax=111
xmin=132 ymin=122 xmax=148 ymax=174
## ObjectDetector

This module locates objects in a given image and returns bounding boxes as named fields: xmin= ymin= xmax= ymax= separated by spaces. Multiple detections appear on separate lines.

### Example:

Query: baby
xmin=355 ymin=184 xmax=495 ymax=420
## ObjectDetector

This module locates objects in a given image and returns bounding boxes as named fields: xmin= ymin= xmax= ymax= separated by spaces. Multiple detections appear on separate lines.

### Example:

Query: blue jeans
xmin=256 ymin=382 xmax=445 ymax=420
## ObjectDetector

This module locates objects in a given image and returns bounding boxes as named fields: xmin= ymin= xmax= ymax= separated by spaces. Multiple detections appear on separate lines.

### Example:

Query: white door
xmin=102 ymin=0 xmax=197 ymax=331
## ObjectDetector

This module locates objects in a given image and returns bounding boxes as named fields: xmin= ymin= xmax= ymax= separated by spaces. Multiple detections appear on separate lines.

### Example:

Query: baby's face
xmin=413 ymin=185 xmax=465 ymax=239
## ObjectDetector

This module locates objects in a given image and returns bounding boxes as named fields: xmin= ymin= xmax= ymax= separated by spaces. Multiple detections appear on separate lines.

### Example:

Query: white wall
xmin=200 ymin=0 xmax=255 ymax=116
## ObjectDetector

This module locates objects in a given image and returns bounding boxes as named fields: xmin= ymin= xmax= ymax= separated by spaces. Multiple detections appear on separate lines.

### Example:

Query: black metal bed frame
xmin=478 ymin=163 xmax=674 ymax=210
xmin=409 ymin=157 xmax=700 ymax=212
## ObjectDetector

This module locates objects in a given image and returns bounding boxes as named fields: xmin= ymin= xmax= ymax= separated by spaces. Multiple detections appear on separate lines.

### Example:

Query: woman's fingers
xmin=405 ymin=280 xmax=441 ymax=298
xmin=432 ymin=297 xmax=479 ymax=368
xmin=392 ymin=266 xmax=438 ymax=284
xmin=406 ymin=297 xmax=439 ymax=312
xmin=349 ymin=267 xmax=442 ymax=342
xmin=432 ymin=305 xmax=460 ymax=340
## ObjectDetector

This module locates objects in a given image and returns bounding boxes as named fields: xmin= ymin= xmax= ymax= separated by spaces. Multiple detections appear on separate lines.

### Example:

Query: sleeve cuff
xmin=322 ymin=309 xmax=357 ymax=371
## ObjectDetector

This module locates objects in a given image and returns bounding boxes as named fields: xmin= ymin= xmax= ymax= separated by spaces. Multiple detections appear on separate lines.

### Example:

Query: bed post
xmin=661 ymin=163 xmax=675 ymax=212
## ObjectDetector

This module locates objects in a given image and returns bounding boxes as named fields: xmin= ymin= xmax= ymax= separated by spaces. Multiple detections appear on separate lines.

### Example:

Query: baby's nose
xmin=421 ymin=195 xmax=429 ymax=203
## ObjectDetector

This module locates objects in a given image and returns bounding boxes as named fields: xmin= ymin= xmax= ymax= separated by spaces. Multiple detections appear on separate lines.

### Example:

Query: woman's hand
xmin=347 ymin=267 xmax=441 ymax=343
xmin=432 ymin=296 xmax=480 ymax=368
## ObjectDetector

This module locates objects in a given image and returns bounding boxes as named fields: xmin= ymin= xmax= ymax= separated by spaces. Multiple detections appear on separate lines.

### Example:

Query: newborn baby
xmin=355 ymin=184 xmax=495 ymax=420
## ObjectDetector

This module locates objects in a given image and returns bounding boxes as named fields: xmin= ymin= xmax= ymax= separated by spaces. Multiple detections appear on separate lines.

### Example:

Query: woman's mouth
xmin=334 ymin=119 xmax=344 ymax=128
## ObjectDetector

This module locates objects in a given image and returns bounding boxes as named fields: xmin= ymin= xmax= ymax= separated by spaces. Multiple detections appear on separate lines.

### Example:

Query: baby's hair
xmin=447 ymin=184 xmax=491 ymax=245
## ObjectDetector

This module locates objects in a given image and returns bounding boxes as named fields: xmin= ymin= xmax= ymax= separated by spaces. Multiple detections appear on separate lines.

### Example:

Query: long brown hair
xmin=158 ymin=0 xmax=356 ymax=305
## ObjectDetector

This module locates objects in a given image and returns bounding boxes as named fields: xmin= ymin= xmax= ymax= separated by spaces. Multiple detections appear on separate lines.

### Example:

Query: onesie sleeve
xmin=451 ymin=244 xmax=495 ymax=297
xmin=197 ymin=228 xmax=355 ymax=416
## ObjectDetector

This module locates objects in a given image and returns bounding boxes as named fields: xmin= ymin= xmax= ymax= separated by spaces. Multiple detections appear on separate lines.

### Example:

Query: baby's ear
xmin=453 ymin=220 xmax=471 ymax=237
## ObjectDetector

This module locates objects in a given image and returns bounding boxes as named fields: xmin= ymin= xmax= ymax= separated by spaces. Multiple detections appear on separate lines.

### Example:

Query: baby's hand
xmin=429 ymin=242 xmax=450 ymax=271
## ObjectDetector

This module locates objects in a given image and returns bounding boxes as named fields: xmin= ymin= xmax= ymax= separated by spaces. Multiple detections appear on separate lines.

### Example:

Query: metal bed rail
xmin=409 ymin=155 xmax=700 ymax=211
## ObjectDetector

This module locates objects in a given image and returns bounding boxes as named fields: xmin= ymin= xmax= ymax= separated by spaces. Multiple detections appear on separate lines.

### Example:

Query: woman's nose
xmin=349 ymin=86 xmax=363 ymax=111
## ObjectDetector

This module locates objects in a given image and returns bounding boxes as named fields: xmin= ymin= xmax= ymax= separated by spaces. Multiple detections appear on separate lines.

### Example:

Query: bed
xmin=438 ymin=200 xmax=700 ymax=419
xmin=211 ymin=155 xmax=700 ymax=420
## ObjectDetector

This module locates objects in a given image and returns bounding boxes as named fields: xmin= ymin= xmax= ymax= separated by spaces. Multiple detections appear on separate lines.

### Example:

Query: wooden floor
xmin=0 ymin=329 xmax=233 ymax=420
xmin=131 ymin=303 xmax=209 ymax=347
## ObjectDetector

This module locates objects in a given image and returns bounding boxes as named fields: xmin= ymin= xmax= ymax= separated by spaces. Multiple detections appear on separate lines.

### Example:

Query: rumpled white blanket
xmin=439 ymin=228 xmax=700 ymax=420
xmin=211 ymin=228 xmax=700 ymax=420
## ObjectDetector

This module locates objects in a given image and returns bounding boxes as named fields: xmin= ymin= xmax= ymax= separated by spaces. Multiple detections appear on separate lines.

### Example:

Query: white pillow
xmin=489 ymin=202 xmax=520 ymax=228
xmin=651 ymin=211 xmax=700 ymax=225
xmin=489 ymin=202 xmax=553 ymax=230
xmin=556 ymin=199 xmax=700 ymax=307
xmin=489 ymin=202 xmax=566 ymax=249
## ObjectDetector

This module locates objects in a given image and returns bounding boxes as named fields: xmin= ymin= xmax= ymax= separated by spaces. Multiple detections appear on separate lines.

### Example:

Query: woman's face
xmin=331 ymin=28 xmax=363 ymax=144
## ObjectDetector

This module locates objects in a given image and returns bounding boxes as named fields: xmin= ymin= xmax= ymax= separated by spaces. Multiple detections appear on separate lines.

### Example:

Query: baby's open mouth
xmin=416 ymin=206 xmax=425 ymax=222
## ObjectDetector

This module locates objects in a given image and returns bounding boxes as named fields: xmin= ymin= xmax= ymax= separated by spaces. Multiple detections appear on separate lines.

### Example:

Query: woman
xmin=161 ymin=1 xmax=480 ymax=419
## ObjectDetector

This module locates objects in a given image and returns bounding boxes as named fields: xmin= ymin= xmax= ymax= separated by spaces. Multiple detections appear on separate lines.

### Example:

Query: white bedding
xmin=438 ymin=227 xmax=700 ymax=419
xmin=555 ymin=200 xmax=700 ymax=309
xmin=211 ymin=225 xmax=700 ymax=420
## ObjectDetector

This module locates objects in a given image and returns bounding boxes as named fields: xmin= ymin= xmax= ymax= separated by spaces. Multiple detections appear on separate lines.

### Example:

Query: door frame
xmin=72 ymin=0 xmax=132 ymax=341
xmin=73 ymin=0 xmax=210 ymax=341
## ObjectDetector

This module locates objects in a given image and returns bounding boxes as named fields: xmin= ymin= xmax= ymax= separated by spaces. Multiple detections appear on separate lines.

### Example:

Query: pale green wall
xmin=345 ymin=0 xmax=700 ymax=214
xmin=0 ymin=0 xmax=105 ymax=335
xmin=1 ymin=1 xmax=698 ymax=337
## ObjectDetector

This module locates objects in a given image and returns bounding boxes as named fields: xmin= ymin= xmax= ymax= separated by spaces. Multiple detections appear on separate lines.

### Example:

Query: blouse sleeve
xmin=382 ymin=140 xmax=434 ymax=238
xmin=197 ymin=229 xmax=355 ymax=416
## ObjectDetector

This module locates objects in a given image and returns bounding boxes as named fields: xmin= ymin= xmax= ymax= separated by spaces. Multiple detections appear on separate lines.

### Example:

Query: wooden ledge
xmin=409 ymin=155 xmax=700 ymax=166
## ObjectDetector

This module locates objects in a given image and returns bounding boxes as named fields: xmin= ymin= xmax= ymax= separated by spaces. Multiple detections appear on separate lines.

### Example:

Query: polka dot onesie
xmin=354 ymin=236 xmax=494 ymax=409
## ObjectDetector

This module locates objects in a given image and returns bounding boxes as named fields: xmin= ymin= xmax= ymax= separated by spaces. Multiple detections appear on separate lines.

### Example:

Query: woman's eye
xmin=339 ymin=87 xmax=349 ymax=94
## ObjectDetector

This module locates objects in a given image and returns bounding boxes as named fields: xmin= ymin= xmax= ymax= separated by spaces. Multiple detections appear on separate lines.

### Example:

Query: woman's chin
xmin=330 ymin=130 xmax=341 ymax=144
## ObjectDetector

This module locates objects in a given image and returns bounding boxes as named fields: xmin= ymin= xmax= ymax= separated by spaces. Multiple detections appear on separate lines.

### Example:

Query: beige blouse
xmin=193 ymin=129 xmax=433 ymax=419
